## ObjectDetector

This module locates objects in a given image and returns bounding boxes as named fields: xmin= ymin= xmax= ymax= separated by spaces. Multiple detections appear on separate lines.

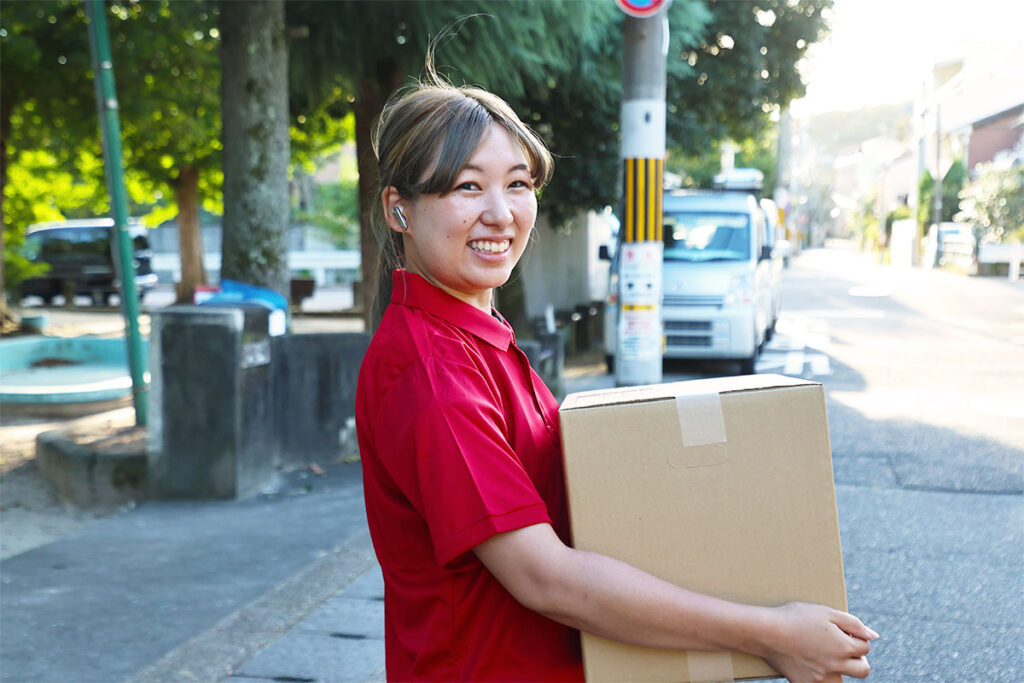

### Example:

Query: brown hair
xmin=369 ymin=60 xmax=553 ymax=325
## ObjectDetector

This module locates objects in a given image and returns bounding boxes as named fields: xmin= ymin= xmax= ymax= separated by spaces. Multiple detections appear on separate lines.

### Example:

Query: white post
xmin=616 ymin=4 xmax=667 ymax=387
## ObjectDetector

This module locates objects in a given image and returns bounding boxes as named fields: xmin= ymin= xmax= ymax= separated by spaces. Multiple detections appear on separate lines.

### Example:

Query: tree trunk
xmin=219 ymin=0 xmax=290 ymax=298
xmin=353 ymin=91 xmax=382 ymax=329
xmin=174 ymin=165 xmax=208 ymax=303
xmin=353 ymin=61 xmax=401 ymax=330
xmin=1 ymin=100 xmax=11 ymax=321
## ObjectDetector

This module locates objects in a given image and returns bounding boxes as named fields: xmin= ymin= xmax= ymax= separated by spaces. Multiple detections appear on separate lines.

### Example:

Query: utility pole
xmin=933 ymin=103 xmax=943 ymax=238
xmin=616 ymin=0 xmax=668 ymax=386
xmin=86 ymin=0 xmax=148 ymax=425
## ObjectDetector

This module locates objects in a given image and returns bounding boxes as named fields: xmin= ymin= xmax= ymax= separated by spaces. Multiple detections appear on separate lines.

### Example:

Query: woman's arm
xmin=474 ymin=523 xmax=876 ymax=682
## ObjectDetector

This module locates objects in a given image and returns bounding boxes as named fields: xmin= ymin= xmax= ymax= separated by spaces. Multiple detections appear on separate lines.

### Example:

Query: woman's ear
xmin=382 ymin=187 xmax=408 ymax=234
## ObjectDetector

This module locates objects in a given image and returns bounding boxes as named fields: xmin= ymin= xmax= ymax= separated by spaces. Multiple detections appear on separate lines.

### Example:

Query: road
xmin=735 ymin=247 xmax=1023 ymax=680
xmin=761 ymin=247 xmax=1023 ymax=492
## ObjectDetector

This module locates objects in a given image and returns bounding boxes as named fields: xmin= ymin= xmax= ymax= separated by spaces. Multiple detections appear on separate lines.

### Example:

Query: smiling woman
xmin=354 ymin=48 xmax=878 ymax=683
xmin=368 ymin=64 xmax=552 ymax=324
xmin=382 ymin=124 xmax=538 ymax=311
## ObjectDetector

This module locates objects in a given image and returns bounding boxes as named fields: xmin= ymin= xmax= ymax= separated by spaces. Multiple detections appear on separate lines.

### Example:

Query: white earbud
xmin=393 ymin=206 xmax=408 ymax=230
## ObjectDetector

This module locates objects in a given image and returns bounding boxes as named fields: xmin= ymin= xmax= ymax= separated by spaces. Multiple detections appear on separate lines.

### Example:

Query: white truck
xmin=603 ymin=181 xmax=779 ymax=375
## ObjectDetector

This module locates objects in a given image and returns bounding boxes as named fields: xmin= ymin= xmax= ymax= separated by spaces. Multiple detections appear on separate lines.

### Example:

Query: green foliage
xmin=941 ymin=159 xmax=967 ymax=222
xmin=2 ymin=0 xmax=345 ymax=294
xmin=919 ymin=159 xmax=968 ymax=227
xmin=854 ymin=190 xmax=881 ymax=251
xmin=956 ymin=163 xmax=1024 ymax=243
xmin=669 ymin=128 xmax=778 ymax=191
xmin=668 ymin=0 xmax=833 ymax=157
xmin=287 ymin=1 xmax=829 ymax=227
xmin=294 ymin=148 xmax=362 ymax=249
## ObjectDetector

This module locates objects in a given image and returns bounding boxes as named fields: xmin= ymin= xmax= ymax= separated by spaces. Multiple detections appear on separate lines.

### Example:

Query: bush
xmin=956 ymin=163 xmax=1024 ymax=243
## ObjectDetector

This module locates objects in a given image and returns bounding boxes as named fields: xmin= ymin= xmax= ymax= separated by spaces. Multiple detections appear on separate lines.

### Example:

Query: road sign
xmin=616 ymin=0 xmax=667 ymax=19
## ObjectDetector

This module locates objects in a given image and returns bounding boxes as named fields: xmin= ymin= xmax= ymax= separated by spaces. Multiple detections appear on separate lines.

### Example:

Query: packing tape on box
xmin=674 ymin=392 xmax=727 ymax=447
xmin=686 ymin=651 xmax=735 ymax=682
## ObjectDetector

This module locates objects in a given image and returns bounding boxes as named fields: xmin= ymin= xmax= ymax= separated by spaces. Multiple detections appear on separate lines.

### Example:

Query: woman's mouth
xmin=468 ymin=239 xmax=511 ymax=254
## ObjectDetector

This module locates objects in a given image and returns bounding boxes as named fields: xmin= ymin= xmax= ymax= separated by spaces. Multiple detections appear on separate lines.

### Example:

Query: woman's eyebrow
xmin=461 ymin=163 xmax=530 ymax=173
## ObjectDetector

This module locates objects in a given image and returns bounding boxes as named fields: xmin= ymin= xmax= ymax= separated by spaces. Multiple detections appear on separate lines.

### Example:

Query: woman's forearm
xmin=530 ymin=542 xmax=775 ymax=656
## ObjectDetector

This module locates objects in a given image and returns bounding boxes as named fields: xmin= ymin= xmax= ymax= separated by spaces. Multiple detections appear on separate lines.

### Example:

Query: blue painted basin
xmin=0 ymin=336 xmax=149 ymax=404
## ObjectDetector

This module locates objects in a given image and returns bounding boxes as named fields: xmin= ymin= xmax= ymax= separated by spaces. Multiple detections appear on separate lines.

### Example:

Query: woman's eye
xmin=456 ymin=181 xmax=479 ymax=191
xmin=510 ymin=180 xmax=533 ymax=190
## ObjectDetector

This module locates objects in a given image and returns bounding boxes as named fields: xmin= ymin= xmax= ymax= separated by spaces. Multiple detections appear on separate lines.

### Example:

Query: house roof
xmin=971 ymin=102 xmax=1024 ymax=130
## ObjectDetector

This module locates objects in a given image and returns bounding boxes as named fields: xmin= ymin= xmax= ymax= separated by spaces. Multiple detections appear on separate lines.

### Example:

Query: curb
xmin=126 ymin=529 xmax=378 ymax=683
xmin=35 ymin=429 xmax=147 ymax=508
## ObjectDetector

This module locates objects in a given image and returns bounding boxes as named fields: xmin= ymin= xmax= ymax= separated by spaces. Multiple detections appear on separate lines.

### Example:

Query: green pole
xmin=85 ymin=0 xmax=148 ymax=425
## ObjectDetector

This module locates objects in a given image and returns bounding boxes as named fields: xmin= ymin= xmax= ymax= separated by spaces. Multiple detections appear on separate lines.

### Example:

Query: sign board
xmin=616 ymin=0 xmax=667 ymax=18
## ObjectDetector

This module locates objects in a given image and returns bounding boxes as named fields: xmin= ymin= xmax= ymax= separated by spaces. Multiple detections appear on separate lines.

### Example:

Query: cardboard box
xmin=559 ymin=374 xmax=847 ymax=682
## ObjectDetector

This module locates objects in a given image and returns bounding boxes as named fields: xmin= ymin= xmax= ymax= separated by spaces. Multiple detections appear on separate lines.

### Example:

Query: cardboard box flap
xmin=560 ymin=373 xmax=816 ymax=412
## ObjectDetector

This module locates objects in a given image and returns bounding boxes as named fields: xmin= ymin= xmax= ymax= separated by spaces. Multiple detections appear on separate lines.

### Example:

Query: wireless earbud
xmin=393 ymin=206 xmax=408 ymax=230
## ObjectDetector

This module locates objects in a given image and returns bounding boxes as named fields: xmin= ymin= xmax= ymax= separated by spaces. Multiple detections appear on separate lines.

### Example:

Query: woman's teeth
xmin=469 ymin=240 xmax=510 ymax=254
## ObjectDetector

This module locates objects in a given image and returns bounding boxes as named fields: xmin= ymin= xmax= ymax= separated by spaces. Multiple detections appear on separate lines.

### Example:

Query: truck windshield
xmin=663 ymin=212 xmax=751 ymax=262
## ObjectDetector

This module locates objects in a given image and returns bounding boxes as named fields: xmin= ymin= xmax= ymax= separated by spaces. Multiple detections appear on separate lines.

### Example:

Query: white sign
xmin=619 ymin=242 xmax=663 ymax=305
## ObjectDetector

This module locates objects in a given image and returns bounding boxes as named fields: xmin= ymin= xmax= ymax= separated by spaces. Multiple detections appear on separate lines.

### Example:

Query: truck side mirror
xmin=760 ymin=245 xmax=773 ymax=261
xmin=598 ymin=245 xmax=612 ymax=261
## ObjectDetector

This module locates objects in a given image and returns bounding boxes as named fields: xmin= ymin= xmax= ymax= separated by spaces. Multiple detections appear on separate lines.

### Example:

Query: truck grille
xmin=664 ymin=321 xmax=712 ymax=332
xmin=663 ymin=295 xmax=724 ymax=307
xmin=666 ymin=335 xmax=712 ymax=347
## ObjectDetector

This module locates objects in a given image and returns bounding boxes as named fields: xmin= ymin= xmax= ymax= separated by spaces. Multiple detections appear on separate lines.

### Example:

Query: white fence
xmin=978 ymin=242 xmax=1023 ymax=280
xmin=152 ymin=250 xmax=360 ymax=286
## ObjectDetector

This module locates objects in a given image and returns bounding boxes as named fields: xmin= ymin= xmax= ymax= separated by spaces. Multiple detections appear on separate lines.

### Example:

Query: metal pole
xmin=86 ymin=0 xmax=148 ymax=425
xmin=933 ymin=102 xmax=943 ymax=234
xmin=616 ymin=6 xmax=667 ymax=387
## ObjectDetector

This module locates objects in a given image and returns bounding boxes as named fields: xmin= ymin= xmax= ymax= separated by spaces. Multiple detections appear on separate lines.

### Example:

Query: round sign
xmin=616 ymin=0 xmax=667 ymax=18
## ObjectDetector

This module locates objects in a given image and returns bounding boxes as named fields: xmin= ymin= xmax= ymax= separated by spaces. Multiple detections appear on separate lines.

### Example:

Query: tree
xmin=219 ymin=0 xmax=290 ymax=295
xmin=284 ymin=1 xmax=832 ymax=327
xmin=919 ymin=159 xmax=967 ymax=229
xmin=286 ymin=0 xmax=623 ymax=323
xmin=956 ymin=163 xmax=1024 ymax=243
xmin=3 ymin=1 xmax=344 ymax=309
xmin=667 ymin=0 xmax=834 ymax=157
xmin=0 ymin=1 xmax=96 ymax=322
xmin=111 ymin=0 xmax=222 ymax=303
xmin=1 ymin=1 xmax=222 ymax=305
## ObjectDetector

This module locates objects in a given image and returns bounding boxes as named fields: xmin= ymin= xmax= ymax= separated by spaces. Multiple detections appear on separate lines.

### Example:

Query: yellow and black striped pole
xmin=616 ymin=7 xmax=667 ymax=386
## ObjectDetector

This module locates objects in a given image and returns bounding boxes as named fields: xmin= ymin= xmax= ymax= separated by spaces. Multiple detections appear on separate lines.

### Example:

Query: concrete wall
xmin=520 ymin=211 xmax=614 ymax=321
xmin=148 ymin=305 xmax=370 ymax=499
xmin=272 ymin=333 xmax=370 ymax=466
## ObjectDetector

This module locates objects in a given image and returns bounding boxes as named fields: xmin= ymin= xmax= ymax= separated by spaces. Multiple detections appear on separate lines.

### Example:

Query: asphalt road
xmin=658 ymin=247 xmax=1024 ymax=680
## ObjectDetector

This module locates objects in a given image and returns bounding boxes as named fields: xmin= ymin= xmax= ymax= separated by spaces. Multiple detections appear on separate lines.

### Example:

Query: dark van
xmin=20 ymin=219 xmax=158 ymax=305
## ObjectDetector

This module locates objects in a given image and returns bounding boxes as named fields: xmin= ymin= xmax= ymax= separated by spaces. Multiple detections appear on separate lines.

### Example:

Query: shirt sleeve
xmin=372 ymin=356 xmax=552 ymax=567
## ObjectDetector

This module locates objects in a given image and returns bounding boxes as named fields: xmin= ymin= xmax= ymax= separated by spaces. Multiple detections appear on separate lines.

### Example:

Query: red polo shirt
xmin=355 ymin=270 xmax=583 ymax=682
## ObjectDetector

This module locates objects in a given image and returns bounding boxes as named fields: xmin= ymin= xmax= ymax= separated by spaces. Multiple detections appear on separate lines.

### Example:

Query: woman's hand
xmin=760 ymin=602 xmax=878 ymax=682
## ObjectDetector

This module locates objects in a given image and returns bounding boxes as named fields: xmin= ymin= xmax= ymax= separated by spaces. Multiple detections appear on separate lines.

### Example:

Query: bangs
xmin=413 ymin=97 xmax=492 ymax=195
xmin=411 ymin=91 xmax=554 ymax=196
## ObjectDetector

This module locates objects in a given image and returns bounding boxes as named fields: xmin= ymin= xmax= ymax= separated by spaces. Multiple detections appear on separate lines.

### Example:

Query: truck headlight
xmin=725 ymin=274 xmax=753 ymax=307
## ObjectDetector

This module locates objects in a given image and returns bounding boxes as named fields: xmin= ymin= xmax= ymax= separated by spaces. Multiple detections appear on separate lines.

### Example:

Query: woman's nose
xmin=480 ymin=189 xmax=514 ymax=226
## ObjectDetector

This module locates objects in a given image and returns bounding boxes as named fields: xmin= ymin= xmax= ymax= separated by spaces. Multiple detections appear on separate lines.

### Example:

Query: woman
xmin=354 ymin=68 xmax=877 ymax=682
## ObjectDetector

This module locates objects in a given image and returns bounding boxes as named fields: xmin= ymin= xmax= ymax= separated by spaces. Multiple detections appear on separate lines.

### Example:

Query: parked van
xmin=603 ymin=181 xmax=775 ymax=374
xmin=19 ymin=218 xmax=158 ymax=305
